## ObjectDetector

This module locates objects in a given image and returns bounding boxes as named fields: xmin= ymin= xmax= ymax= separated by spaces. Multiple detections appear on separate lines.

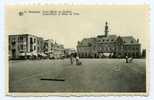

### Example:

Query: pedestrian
xmin=70 ymin=53 xmax=74 ymax=64
xmin=126 ymin=55 xmax=128 ymax=63
xmin=75 ymin=54 xmax=82 ymax=65
xmin=74 ymin=52 xmax=78 ymax=64
xmin=76 ymin=56 xmax=79 ymax=65
xmin=74 ymin=52 xmax=77 ymax=58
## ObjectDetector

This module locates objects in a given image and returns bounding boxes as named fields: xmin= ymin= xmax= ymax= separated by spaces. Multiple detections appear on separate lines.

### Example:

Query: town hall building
xmin=77 ymin=22 xmax=141 ymax=58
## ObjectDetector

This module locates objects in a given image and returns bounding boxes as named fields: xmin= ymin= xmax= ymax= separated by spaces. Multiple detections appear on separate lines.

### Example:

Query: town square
xmin=9 ymin=58 xmax=146 ymax=92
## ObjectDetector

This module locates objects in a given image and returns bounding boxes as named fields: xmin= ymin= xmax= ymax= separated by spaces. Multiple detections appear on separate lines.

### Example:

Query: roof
xmin=8 ymin=34 xmax=42 ymax=38
xmin=121 ymin=36 xmax=139 ymax=45
xmin=78 ymin=37 xmax=96 ymax=47
xmin=78 ymin=35 xmax=140 ymax=47
xmin=96 ymin=35 xmax=117 ymax=43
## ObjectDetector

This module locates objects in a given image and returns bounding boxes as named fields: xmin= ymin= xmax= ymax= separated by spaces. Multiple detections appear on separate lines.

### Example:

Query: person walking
xmin=70 ymin=53 xmax=74 ymax=64
xmin=76 ymin=56 xmax=79 ymax=65
xmin=126 ymin=55 xmax=128 ymax=63
xmin=75 ymin=53 xmax=82 ymax=65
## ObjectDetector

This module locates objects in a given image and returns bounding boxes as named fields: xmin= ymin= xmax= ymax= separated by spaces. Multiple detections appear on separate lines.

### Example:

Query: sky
xmin=6 ymin=5 xmax=149 ymax=49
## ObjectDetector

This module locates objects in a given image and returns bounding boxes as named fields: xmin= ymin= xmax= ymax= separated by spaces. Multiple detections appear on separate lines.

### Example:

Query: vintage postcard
xmin=6 ymin=5 xmax=149 ymax=96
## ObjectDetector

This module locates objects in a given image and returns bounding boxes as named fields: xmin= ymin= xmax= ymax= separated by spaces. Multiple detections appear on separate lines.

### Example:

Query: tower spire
xmin=104 ymin=21 xmax=109 ymax=37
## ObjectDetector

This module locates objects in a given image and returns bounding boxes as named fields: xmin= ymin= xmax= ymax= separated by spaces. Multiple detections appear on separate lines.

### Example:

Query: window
xmin=21 ymin=37 xmax=23 ymax=41
xmin=136 ymin=52 xmax=139 ymax=57
xmin=30 ymin=38 xmax=33 ymax=43
xmin=88 ymin=43 xmax=92 ymax=46
xmin=109 ymin=47 xmax=112 ymax=51
xmin=51 ymin=43 xmax=53 ymax=47
xmin=20 ymin=45 xmax=24 ymax=50
xmin=79 ymin=53 xmax=81 ymax=57
xmin=131 ymin=40 xmax=134 ymax=43
xmin=18 ymin=46 xmax=20 ymax=50
xmin=37 ymin=47 xmax=39 ymax=51
xmin=18 ymin=36 xmax=23 ymax=42
xmin=30 ymin=38 xmax=33 ymax=51
xmin=12 ymin=37 xmax=16 ymax=42
xmin=34 ymin=46 xmax=36 ymax=50
xmin=12 ymin=41 xmax=16 ymax=45
xmin=34 ymin=38 xmax=36 ymax=43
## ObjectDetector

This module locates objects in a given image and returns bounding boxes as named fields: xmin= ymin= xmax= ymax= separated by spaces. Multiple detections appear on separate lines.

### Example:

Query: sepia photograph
xmin=6 ymin=5 xmax=149 ymax=96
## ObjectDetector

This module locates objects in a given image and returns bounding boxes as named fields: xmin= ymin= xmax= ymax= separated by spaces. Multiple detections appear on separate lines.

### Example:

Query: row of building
xmin=77 ymin=22 xmax=142 ymax=58
xmin=9 ymin=22 xmax=145 ymax=59
xmin=9 ymin=34 xmax=75 ymax=60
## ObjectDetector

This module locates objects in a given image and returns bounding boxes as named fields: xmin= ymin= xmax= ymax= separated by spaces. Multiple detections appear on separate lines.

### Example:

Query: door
xmin=12 ymin=49 xmax=16 ymax=59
